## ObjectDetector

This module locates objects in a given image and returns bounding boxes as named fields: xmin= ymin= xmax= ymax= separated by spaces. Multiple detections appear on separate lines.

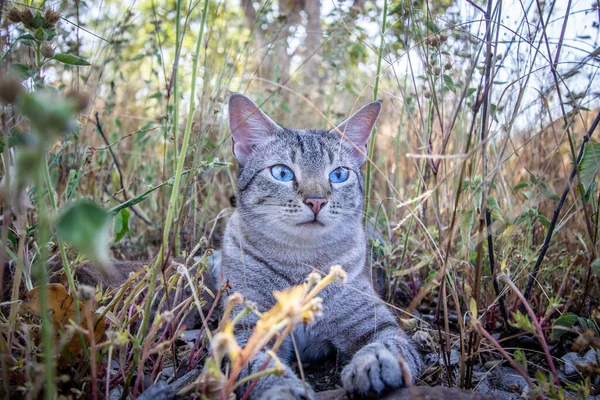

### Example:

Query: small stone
xmin=109 ymin=386 xmax=124 ymax=400
xmin=171 ymin=369 xmax=201 ymax=391
xmin=562 ymin=349 xmax=598 ymax=375
xmin=424 ymin=349 xmax=460 ymax=367
xmin=492 ymin=368 xmax=528 ymax=393
xmin=137 ymin=381 xmax=175 ymax=400
xmin=179 ymin=329 xmax=202 ymax=342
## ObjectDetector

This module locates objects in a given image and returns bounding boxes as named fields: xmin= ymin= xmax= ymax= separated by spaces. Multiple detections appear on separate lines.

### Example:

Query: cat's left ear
xmin=331 ymin=101 xmax=382 ymax=164
xmin=229 ymin=93 xmax=280 ymax=165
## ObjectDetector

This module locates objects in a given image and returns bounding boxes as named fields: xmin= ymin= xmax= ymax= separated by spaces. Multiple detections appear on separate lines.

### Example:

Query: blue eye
xmin=329 ymin=167 xmax=349 ymax=183
xmin=271 ymin=165 xmax=295 ymax=182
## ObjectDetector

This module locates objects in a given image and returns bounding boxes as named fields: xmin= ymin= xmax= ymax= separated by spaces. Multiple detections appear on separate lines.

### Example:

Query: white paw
xmin=341 ymin=343 xmax=405 ymax=398
xmin=260 ymin=382 xmax=315 ymax=400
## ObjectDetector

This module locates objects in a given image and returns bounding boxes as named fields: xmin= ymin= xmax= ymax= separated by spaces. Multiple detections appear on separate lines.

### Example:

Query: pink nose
xmin=304 ymin=197 xmax=328 ymax=215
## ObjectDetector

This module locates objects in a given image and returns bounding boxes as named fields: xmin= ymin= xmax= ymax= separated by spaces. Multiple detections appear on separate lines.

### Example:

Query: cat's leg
xmin=330 ymin=292 xmax=421 ymax=398
xmin=233 ymin=329 xmax=316 ymax=400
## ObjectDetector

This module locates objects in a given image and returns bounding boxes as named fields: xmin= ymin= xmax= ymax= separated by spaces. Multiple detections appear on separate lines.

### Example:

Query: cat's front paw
xmin=260 ymin=382 xmax=315 ymax=400
xmin=341 ymin=343 xmax=405 ymax=399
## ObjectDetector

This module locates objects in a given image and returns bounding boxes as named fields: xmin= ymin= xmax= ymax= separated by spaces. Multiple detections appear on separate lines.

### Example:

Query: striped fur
xmin=221 ymin=94 xmax=421 ymax=399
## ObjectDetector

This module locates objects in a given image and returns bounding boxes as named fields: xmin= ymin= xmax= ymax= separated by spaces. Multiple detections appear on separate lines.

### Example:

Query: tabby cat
xmin=221 ymin=94 xmax=421 ymax=399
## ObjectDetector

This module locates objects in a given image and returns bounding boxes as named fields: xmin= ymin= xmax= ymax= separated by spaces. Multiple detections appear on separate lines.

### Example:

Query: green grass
xmin=1 ymin=0 xmax=599 ymax=398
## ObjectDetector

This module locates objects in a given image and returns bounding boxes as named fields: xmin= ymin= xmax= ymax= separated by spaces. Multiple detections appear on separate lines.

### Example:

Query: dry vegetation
xmin=1 ymin=0 xmax=600 ymax=399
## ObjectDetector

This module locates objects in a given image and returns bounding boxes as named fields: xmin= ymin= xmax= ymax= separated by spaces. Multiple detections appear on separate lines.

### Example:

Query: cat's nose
xmin=304 ymin=197 xmax=328 ymax=215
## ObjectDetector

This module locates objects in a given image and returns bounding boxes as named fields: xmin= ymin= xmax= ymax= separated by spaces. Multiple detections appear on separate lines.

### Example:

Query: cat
xmin=220 ymin=93 xmax=421 ymax=399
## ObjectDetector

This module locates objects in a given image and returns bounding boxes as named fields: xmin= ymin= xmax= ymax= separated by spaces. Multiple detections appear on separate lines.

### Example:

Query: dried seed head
xmin=329 ymin=265 xmax=347 ymax=283
xmin=44 ymin=8 xmax=61 ymax=27
xmin=439 ymin=33 xmax=448 ymax=42
xmin=227 ymin=292 xmax=243 ymax=307
xmin=444 ymin=61 xmax=453 ymax=71
xmin=20 ymin=8 xmax=35 ymax=25
xmin=0 ymin=76 xmax=24 ymax=104
xmin=306 ymin=271 xmax=321 ymax=286
xmin=424 ymin=91 xmax=431 ymax=99
xmin=67 ymin=91 xmax=91 ymax=112
xmin=309 ymin=297 xmax=323 ymax=317
xmin=77 ymin=284 xmax=95 ymax=302
xmin=434 ymin=66 xmax=442 ymax=75
xmin=244 ymin=300 xmax=258 ymax=312
xmin=7 ymin=8 xmax=22 ymax=23
xmin=41 ymin=44 xmax=55 ymax=58
xmin=161 ymin=310 xmax=174 ymax=323
xmin=211 ymin=332 xmax=240 ymax=360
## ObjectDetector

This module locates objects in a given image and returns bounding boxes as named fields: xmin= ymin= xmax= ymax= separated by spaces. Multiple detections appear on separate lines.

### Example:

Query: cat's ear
xmin=331 ymin=101 xmax=382 ymax=163
xmin=229 ymin=93 xmax=280 ymax=165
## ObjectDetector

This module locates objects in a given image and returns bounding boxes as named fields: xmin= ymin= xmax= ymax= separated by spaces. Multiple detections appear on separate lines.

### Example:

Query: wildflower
xmin=161 ymin=310 xmax=174 ymax=323
xmin=41 ymin=44 xmax=55 ymax=58
xmin=7 ymin=8 xmax=22 ymax=23
xmin=329 ymin=265 xmax=347 ymax=283
xmin=0 ymin=76 xmax=24 ymax=104
xmin=20 ymin=8 xmax=35 ymax=26
xmin=44 ymin=8 xmax=61 ymax=27
xmin=266 ymin=350 xmax=286 ymax=376
xmin=307 ymin=271 xmax=321 ymax=286
xmin=212 ymin=332 xmax=241 ymax=361
xmin=228 ymin=292 xmax=243 ymax=306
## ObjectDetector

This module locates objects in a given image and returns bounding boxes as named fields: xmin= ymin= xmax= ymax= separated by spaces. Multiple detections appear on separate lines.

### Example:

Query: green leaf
xmin=11 ymin=63 xmax=35 ymax=80
xmin=509 ymin=311 xmax=535 ymax=333
xmin=65 ymin=169 xmax=78 ymax=200
xmin=425 ymin=20 xmax=440 ymax=33
xmin=540 ymin=182 xmax=560 ymax=201
xmin=591 ymin=259 xmax=600 ymax=277
xmin=538 ymin=214 xmax=551 ymax=229
xmin=551 ymin=312 xmax=578 ymax=340
xmin=513 ymin=181 xmax=529 ymax=192
xmin=56 ymin=200 xmax=110 ymax=267
xmin=514 ymin=348 xmax=527 ymax=370
xmin=52 ymin=53 xmax=91 ymax=66
xmin=579 ymin=142 xmax=600 ymax=194
xmin=113 ymin=208 xmax=130 ymax=243
xmin=443 ymin=74 xmax=456 ymax=92
xmin=279 ymin=103 xmax=291 ymax=113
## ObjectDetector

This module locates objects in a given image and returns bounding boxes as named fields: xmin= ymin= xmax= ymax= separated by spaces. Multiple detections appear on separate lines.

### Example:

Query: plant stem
xmin=35 ymin=161 xmax=55 ymax=400
xmin=138 ymin=0 xmax=210 ymax=344
xmin=499 ymin=274 xmax=561 ymax=387
xmin=364 ymin=0 xmax=388 ymax=222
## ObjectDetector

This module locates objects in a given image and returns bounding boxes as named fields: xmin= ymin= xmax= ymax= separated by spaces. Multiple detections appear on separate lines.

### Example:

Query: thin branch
xmin=94 ymin=111 xmax=127 ymax=198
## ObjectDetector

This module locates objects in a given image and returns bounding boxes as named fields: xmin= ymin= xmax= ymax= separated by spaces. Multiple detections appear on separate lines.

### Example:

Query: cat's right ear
xmin=229 ymin=93 xmax=280 ymax=165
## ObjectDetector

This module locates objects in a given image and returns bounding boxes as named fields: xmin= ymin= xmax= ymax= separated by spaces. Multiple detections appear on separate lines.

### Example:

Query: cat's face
xmin=228 ymin=94 xmax=381 ymax=243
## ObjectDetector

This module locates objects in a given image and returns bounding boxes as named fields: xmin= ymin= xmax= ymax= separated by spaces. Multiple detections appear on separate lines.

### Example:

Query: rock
xmin=171 ymin=368 xmax=201 ymax=392
xmin=179 ymin=329 xmax=202 ymax=343
xmin=137 ymin=381 xmax=175 ymax=400
xmin=412 ymin=330 xmax=436 ymax=353
xmin=490 ymin=368 xmax=529 ymax=394
xmin=486 ymin=389 xmax=520 ymax=400
xmin=562 ymin=349 xmax=597 ymax=375
xmin=316 ymin=386 xmax=497 ymax=400
xmin=109 ymin=386 xmax=125 ymax=400
xmin=424 ymin=349 xmax=460 ymax=367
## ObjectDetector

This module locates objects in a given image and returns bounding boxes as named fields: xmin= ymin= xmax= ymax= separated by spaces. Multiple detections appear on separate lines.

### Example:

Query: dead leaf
xmin=20 ymin=283 xmax=77 ymax=326
xmin=20 ymin=283 xmax=107 ymax=363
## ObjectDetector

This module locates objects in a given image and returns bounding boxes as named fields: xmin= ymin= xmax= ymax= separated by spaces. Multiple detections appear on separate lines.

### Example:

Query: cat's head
xmin=228 ymin=93 xmax=380 ymax=243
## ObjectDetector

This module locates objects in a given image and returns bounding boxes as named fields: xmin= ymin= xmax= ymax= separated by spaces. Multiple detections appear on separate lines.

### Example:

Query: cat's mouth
xmin=297 ymin=219 xmax=325 ymax=227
